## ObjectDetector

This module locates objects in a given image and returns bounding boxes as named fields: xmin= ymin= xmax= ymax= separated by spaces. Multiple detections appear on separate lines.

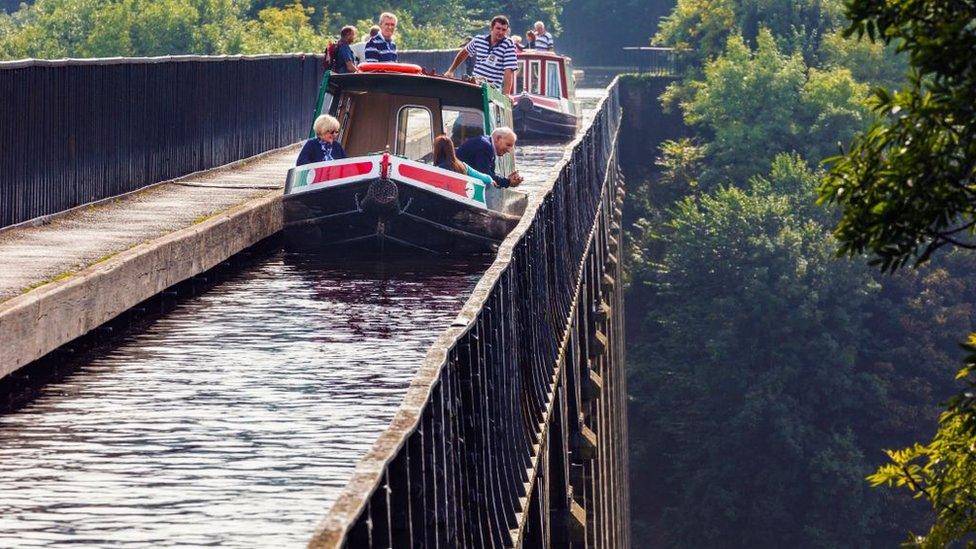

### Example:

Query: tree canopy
xmin=621 ymin=0 xmax=976 ymax=545
xmin=813 ymin=0 xmax=976 ymax=546
xmin=817 ymin=0 xmax=976 ymax=272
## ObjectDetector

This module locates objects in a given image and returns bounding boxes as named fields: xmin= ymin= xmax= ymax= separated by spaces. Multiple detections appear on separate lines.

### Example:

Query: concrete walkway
xmin=0 ymin=145 xmax=298 ymax=303
xmin=0 ymin=144 xmax=299 ymax=378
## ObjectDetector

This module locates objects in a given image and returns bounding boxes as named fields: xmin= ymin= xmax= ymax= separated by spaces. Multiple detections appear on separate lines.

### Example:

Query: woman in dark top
xmin=296 ymin=114 xmax=346 ymax=166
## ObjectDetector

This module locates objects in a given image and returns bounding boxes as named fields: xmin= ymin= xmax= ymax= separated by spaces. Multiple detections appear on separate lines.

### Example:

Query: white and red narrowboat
xmin=510 ymin=50 xmax=581 ymax=140
xmin=282 ymin=63 xmax=526 ymax=254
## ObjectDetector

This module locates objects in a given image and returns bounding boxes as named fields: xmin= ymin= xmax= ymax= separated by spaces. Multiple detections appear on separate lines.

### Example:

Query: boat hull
xmin=512 ymin=95 xmax=579 ymax=140
xmin=283 ymin=177 xmax=519 ymax=254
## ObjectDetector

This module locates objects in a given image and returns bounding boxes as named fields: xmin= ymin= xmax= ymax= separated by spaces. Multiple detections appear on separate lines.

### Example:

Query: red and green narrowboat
xmin=283 ymin=64 xmax=526 ymax=254
xmin=511 ymin=51 xmax=581 ymax=140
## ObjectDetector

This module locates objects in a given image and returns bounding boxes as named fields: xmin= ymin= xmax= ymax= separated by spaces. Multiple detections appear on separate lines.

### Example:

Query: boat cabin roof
xmin=328 ymin=72 xmax=485 ymax=109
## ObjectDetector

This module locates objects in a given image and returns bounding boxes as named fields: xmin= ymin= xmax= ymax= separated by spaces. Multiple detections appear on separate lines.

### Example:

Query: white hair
xmin=379 ymin=12 xmax=398 ymax=24
xmin=534 ymin=21 xmax=545 ymax=29
xmin=492 ymin=126 xmax=517 ymax=141
xmin=313 ymin=114 xmax=340 ymax=136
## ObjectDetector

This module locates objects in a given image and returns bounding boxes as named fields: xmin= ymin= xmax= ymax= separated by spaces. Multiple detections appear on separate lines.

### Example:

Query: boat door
xmin=334 ymin=92 xmax=440 ymax=160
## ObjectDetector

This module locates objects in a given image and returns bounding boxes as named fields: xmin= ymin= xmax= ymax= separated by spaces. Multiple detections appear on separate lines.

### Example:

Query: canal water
xmin=0 ymin=88 xmax=607 ymax=547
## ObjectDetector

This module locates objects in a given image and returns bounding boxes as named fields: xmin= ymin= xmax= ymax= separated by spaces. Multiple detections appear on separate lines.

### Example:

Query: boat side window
xmin=516 ymin=60 xmax=526 ymax=93
xmin=529 ymin=61 xmax=541 ymax=94
xmin=396 ymin=106 xmax=434 ymax=162
xmin=489 ymin=103 xmax=504 ymax=131
xmin=546 ymin=61 xmax=562 ymax=99
xmin=442 ymin=106 xmax=485 ymax=145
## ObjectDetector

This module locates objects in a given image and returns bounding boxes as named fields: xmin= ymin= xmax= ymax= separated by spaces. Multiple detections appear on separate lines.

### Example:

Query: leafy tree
xmin=819 ymin=28 xmax=906 ymax=90
xmin=629 ymin=173 xmax=886 ymax=546
xmin=868 ymin=347 xmax=976 ymax=548
xmin=817 ymin=1 xmax=976 ymax=272
xmin=813 ymin=1 xmax=976 ymax=545
xmin=654 ymin=0 xmax=845 ymax=66
xmin=240 ymin=1 xmax=327 ymax=54
xmin=680 ymin=29 xmax=871 ymax=188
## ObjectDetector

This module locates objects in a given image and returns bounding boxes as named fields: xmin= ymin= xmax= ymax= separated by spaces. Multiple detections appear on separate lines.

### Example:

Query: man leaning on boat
xmin=457 ymin=127 xmax=523 ymax=188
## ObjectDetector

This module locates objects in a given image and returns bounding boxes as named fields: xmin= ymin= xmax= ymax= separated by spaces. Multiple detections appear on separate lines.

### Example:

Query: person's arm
xmin=296 ymin=140 xmax=316 ymax=166
xmin=445 ymin=48 xmax=470 ymax=77
xmin=340 ymin=47 xmax=358 ymax=72
xmin=502 ymin=69 xmax=514 ymax=95
xmin=491 ymin=173 xmax=510 ymax=188
xmin=333 ymin=142 xmax=346 ymax=160
xmin=464 ymin=163 xmax=494 ymax=186
xmin=502 ymin=49 xmax=518 ymax=94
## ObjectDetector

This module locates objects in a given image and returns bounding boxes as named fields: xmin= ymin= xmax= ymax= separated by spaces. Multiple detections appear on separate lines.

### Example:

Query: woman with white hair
xmin=296 ymin=115 xmax=346 ymax=166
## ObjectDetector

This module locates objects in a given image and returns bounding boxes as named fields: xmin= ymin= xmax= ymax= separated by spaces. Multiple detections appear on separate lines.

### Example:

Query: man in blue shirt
xmin=331 ymin=26 xmax=359 ymax=73
xmin=364 ymin=12 xmax=398 ymax=63
xmin=456 ymin=127 xmax=523 ymax=188
xmin=444 ymin=16 xmax=518 ymax=94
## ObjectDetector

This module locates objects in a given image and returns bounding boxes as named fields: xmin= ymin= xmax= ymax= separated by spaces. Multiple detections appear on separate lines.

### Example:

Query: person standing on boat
xmin=525 ymin=30 xmax=537 ymax=49
xmin=296 ymin=115 xmax=346 ymax=166
xmin=364 ymin=12 xmax=398 ymax=63
xmin=351 ymin=26 xmax=378 ymax=64
xmin=331 ymin=26 xmax=359 ymax=74
xmin=456 ymin=127 xmax=523 ymax=188
xmin=444 ymin=15 xmax=518 ymax=94
xmin=533 ymin=21 xmax=554 ymax=51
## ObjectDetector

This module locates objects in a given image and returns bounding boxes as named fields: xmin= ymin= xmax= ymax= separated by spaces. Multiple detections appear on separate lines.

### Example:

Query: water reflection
xmin=0 ymin=250 xmax=488 ymax=548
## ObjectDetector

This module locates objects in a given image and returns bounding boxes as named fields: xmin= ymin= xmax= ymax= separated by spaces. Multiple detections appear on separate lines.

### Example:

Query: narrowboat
xmin=511 ymin=51 xmax=581 ymax=140
xmin=283 ymin=63 xmax=527 ymax=254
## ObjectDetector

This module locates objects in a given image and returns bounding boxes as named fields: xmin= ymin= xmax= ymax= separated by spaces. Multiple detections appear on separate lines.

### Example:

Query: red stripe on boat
xmin=397 ymin=164 xmax=468 ymax=196
xmin=312 ymin=161 xmax=374 ymax=184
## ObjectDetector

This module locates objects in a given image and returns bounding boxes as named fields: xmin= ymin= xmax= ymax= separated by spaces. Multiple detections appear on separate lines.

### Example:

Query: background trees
xmin=0 ymin=0 xmax=571 ymax=58
xmin=625 ymin=0 xmax=976 ymax=545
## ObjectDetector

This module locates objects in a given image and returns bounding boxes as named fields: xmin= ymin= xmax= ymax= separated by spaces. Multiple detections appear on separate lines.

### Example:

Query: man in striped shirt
xmin=533 ymin=21 xmax=554 ymax=51
xmin=364 ymin=12 xmax=398 ymax=63
xmin=445 ymin=16 xmax=518 ymax=94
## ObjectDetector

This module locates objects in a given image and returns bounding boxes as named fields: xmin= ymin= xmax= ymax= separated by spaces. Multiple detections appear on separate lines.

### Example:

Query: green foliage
xmin=819 ymin=29 xmax=907 ymax=90
xmin=654 ymin=0 xmax=846 ymax=65
xmin=867 ymin=343 xmax=976 ymax=547
xmin=629 ymin=167 xmax=885 ymax=546
xmin=0 ymin=0 xmax=260 ymax=58
xmin=817 ymin=1 xmax=976 ymax=272
xmin=681 ymin=29 xmax=871 ymax=187
xmin=240 ymin=1 xmax=326 ymax=54
xmin=0 ymin=0 xmax=566 ymax=59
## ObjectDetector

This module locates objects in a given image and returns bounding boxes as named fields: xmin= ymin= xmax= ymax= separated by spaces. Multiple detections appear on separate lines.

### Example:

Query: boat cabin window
xmin=396 ymin=106 xmax=434 ymax=162
xmin=546 ymin=61 xmax=562 ymax=99
xmin=442 ymin=106 xmax=485 ymax=145
xmin=529 ymin=61 xmax=541 ymax=94
xmin=489 ymin=103 xmax=505 ymax=131
xmin=516 ymin=60 xmax=526 ymax=93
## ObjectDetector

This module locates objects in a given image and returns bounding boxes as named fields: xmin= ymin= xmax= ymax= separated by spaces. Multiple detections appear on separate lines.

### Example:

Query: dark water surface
xmin=0 ymin=253 xmax=490 ymax=547
xmin=0 ymin=88 xmax=606 ymax=547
